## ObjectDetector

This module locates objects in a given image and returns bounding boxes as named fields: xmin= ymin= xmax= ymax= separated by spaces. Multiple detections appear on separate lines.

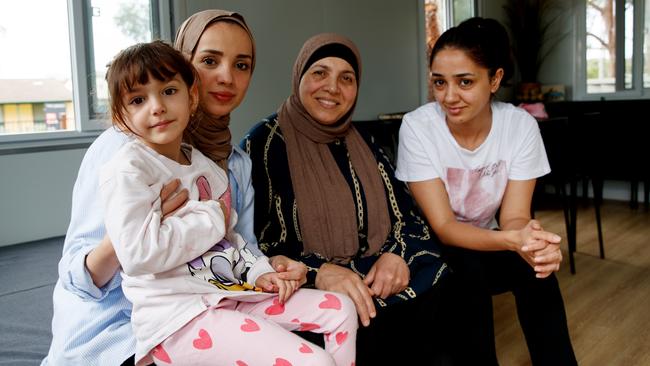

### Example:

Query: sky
xmin=0 ymin=0 xmax=146 ymax=80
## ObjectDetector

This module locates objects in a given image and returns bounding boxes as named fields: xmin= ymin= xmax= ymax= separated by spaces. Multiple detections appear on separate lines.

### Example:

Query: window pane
xmin=643 ymin=1 xmax=650 ymax=88
xmin=425 ymin=0 xmax=445 ymax=102
xmin=0 ymin=0 xmax=75 ymax=135
xmin=586 ymin=0 xmax=616 ymax=93
xmin=88 ymin=0 xmax=153 ymax=117
xmin=624 ymin=0 xmax=633 ymax=89
xmin=452 ymin=0 xmax=473 ymax=26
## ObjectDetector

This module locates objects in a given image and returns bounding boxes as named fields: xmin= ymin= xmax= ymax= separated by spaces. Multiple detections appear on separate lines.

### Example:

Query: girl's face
xmin=298 ymin=56 xmax=357 ymax=126
xmin=191 ymin=21 xmax=253 ymax=118
xmin=430 ymin=48 xmax=503 ymax=128
xmin=121 ymin=73 xmax=197 ymax=159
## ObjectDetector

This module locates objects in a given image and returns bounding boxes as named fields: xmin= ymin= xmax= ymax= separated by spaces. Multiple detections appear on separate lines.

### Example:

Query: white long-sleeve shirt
xmin=99 ymin=140 xmax=275 ymax=365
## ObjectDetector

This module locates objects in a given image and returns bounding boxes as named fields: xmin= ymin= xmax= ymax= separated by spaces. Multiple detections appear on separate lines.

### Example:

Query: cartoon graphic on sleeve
xmin=187 ymin=176 xmax=260 ymax=292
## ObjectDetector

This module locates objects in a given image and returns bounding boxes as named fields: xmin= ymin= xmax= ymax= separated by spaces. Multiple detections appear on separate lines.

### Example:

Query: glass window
xmin=583 ymin=0 xmax=647 ymax=97
xmin=0 ymin=0 xmax=74 ymax=135
xmin=452 ymin=0 xmax=474 ymax=26
xmin=88 ymin=0 xmax=155 ymax=117
xmin=0 ymin=0 xmax=158 ymax=138
xmin=643 ymin=1 xmax=650 ymax=88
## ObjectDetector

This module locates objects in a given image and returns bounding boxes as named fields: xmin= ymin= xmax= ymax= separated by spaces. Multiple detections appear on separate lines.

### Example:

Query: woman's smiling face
xmin=298 ymin=57 xmax=357 ymax=126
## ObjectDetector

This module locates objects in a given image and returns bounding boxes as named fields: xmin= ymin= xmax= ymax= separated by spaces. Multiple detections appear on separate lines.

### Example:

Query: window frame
xmin=0 ymin=0 xmax=172 ymax=153
xmin=418 ymin=0 xmax=480 ymax=105
xmin=575 ymin=0 xmax=648 ymax=100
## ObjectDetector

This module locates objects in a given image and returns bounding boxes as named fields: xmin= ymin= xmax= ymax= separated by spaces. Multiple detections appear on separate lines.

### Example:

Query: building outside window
xmin=0 ymin=0 xmax=157 ymax=137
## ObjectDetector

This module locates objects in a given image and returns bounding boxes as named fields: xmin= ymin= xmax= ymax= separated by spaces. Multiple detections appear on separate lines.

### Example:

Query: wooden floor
xmin=493 ymin=199 xmax=650 ymax=365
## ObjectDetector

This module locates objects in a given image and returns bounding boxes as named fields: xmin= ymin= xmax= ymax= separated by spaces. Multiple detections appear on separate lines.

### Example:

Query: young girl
xmin=396 ymin=18 xmax=576 ymax=365
xmin=100 ymin=40 xmax=357 ymax=366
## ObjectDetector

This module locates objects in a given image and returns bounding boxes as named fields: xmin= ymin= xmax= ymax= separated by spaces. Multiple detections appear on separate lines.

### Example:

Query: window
xmin=0 ymin=0 xmax=162 ymax=141
xmin=0 ymin=0 xmax=74 ymax=135
xmin=423 ymin=0 xmax=476 ymax=101
xmin=578 ymin=0 xmax=648 ymax=98
xmin=87 ymin=0 xmax=157 ymax=118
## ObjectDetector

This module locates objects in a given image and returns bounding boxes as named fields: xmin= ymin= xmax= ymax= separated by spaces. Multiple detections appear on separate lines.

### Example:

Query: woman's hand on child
xmin=256 ymin=272 xmax=299 ymax=304
xmin=216 ymin=185 xmax=232 ymax=228
xmin=160 ymin=179 xmax=189 ymax=219
xmin=217 ymin=199 xmax=230 ymax=228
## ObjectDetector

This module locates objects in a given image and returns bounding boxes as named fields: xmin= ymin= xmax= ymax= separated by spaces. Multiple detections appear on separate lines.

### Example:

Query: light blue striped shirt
xmin=42 ymin=127 xmax=259 ymax=365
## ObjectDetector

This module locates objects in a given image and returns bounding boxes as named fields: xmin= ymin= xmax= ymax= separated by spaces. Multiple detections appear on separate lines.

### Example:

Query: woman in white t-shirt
xmin=396 ymin=17 xmax=577 ymax=366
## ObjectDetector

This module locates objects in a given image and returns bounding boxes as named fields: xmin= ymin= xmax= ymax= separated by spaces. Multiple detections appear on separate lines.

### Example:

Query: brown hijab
xmin=174 ymin=10 xmax=256 ymax=170
xmin=277 ymin=33 xmax=391 ymax=263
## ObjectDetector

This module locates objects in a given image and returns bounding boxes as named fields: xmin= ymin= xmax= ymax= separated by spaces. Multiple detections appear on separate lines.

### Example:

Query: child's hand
xmin=256 ymin=272 xmax=299 ymax=304
xmin=160 ymin=178 xmax=188 ymax=219
xmin=270 ymin=255 xmax=308 ymax=287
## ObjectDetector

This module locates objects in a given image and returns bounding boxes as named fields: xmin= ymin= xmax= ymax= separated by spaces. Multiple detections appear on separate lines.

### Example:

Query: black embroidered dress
xmin=242 ymin=114 xmax=448 ymax=308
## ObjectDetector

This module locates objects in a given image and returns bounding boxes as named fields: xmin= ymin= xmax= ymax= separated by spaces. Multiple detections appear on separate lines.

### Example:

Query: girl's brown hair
xmin=105 ymin=40 xmax=196 ymax=133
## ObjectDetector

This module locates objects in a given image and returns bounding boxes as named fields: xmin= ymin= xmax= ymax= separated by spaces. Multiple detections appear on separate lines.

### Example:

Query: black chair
xmin=534 ymin=115 xmax=604 ymax=274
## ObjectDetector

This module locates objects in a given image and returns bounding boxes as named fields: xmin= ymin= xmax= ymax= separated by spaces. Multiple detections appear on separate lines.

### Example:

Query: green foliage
xmin=113 ymin=2 xmax=149 ymax=43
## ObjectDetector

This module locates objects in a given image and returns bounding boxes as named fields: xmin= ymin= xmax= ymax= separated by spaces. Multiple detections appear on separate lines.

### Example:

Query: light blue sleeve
xmin=228 ymin=145 xmax=263 ymax=256
xmin=58 ymin=128 xmax=129 ymax=300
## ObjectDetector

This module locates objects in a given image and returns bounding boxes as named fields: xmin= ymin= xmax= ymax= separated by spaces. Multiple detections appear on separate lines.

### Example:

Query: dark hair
xmin=429 ymin=17 xmax=514 ymax=84
xmin=106 ymin=40 xmax=196 ymax=132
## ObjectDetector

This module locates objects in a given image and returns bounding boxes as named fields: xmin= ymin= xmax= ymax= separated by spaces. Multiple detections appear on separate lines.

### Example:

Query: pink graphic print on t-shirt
xmin=446 ymin=160 xmax=507 ymax=228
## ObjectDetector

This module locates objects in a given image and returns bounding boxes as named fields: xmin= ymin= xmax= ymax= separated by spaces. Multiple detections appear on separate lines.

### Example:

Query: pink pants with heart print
xmin=149 ymin=289 xmax=357 ymax=366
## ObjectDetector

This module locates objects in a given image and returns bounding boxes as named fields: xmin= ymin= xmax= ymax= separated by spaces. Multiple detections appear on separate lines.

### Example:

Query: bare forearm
xmin=84 ymin=235 xmax=121 ymax=288
xmin=436 ymin=220 xmax=519 ymax=251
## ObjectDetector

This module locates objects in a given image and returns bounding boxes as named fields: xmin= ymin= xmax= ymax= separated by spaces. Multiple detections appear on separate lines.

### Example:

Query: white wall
xmin=0 ymin=149 xmax=85 ymax=246
xmin=174 ymin=0 xmax=425 ymax=142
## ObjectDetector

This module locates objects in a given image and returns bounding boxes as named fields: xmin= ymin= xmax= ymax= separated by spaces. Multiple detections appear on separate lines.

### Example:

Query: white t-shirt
xmin=396 ymin=101 xmax=550 ymax=229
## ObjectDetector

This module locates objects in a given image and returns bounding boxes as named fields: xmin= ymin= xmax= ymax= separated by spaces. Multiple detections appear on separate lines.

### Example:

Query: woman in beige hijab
xmin=243 ymin=33 xmax=450 ymax=365
xmin=43 ymin=10 xmax=304 ymax=366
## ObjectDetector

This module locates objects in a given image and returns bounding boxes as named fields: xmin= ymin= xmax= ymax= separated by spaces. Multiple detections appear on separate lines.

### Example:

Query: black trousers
xmin=296 ymin=283 xmax=451 ymax=366
xmin=442 ymin=247 xmax=577 ymax=366
xmin=355 ymin=283 xmax=451 ymax=366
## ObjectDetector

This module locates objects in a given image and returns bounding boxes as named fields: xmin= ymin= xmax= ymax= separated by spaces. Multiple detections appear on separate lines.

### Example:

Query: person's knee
xmin=308 ymin=347 xmax=336 ymax=366
xmin=321 ymin=292 xmax=359 ymax=331
xmin=338 ymin=294 xmax=358 ymax=324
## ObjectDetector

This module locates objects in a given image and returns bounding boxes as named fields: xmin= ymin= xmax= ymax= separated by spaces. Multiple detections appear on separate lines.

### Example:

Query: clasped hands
xmin=517 ymin=220 xmax=563 ymax=278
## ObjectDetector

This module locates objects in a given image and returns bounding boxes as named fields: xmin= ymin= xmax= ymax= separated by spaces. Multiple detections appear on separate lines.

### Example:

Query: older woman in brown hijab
xmin=43 ymin=10 xmax=304 ymax=366
xmin=243 ymin=33 xmax=450 ymax=365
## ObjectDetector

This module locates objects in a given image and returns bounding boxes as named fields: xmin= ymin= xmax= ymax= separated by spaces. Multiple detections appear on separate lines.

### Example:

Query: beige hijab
xmin=277 ymin=33 xmax=391 ymax=263
xmin=174 ymin=10 xmax=255 ymax=170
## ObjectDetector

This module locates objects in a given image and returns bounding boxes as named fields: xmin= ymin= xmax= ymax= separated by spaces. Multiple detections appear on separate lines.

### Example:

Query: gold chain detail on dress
xmin=275 ymin=195 xmax=287 ymax=242
xmin=347 ymin=151 xmax=364 ymax=231
xmin=378 ymin=162 xmax=406 ymax=255
xmin=292 ymin=200 xmax=302 ymax=242
xmin=404 ymin=287 xmax=417 ymax=298
xmin=262 ymin=121 xmax=278 ymax=214
xmin=432 ymin=263 xmax=448 ymax=286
